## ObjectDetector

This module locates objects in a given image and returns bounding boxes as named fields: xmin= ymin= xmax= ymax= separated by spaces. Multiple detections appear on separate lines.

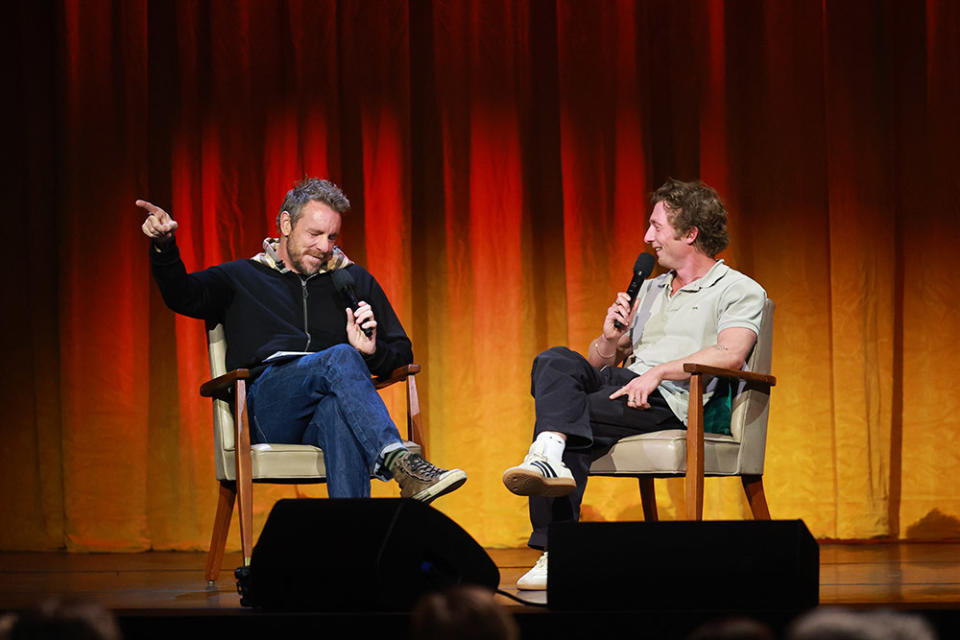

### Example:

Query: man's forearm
xmin=648 ymin=326 xmax=756 ymax=382
xmin=587 ymin=336 xmax=618 ymax=368
xmin=363 ymin=337 xmax=413 ymax=378
xmin=587 ymin=334 xmax=631 ymax=369
xmin=647 ymin=344 xmax=747 ymax=383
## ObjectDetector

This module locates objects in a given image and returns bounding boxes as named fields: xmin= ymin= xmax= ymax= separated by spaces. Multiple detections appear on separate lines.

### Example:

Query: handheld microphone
xmin=613 ymin=253 xmax=656 ymax=330
xmin=330 ymin=269 xmax=373 ymax=338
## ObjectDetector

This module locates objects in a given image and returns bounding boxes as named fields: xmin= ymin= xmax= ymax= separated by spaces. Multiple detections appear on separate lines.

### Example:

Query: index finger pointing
xmin=609 ymin=385 xmax=628 ymax=400
xmin=135 ymin=199 xmax=165 ymax=216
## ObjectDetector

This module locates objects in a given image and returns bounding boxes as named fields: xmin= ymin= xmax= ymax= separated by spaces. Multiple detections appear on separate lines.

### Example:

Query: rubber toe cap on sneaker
xmin=412 ymin=468 xmax=467 ymax=504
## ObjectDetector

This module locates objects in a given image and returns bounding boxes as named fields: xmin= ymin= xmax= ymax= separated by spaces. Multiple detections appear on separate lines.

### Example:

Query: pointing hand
xmin=136 ymin=199 xmax=178 ymax=247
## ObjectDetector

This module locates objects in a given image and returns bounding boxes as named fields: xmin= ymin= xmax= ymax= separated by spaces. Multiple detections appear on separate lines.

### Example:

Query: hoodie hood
xmin=252 ymin=237 xmax=353 ymax=275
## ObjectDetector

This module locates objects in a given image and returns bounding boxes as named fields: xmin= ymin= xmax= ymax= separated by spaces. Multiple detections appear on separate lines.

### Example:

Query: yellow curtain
xmin=2 ymin=0 xmax=959 ymax=552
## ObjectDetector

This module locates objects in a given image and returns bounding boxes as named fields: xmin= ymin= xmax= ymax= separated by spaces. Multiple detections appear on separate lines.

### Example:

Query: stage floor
xmin=1 ymin=543 xmax=959 ymax=612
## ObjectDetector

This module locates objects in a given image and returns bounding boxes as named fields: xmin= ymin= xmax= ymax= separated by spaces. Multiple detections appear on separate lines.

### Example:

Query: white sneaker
xmin=517 ymin=551 xmax=548 ymax=590
xmin=502 ymin=452 xmax=575 ymax=497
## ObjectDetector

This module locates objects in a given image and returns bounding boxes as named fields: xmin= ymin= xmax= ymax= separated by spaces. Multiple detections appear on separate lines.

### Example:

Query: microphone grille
xmin=330 ymin=268 xmax=355 ymax=292
xmin=634 ymin=253 xmax=656 ymax=278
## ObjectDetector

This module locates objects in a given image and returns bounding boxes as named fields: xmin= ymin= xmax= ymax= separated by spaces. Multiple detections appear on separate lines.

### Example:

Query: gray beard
xmin=289 ymin=250 xmax=330 ymax=277
xmin=291 ymin=256 xmax=318 ymax=276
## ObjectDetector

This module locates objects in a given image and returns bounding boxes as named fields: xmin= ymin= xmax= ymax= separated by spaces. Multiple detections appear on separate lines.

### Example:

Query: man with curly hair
xmin=503 ymin=178 xmax=766 ymax=590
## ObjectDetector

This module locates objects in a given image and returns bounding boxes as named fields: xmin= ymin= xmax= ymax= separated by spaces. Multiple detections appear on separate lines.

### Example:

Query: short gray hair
xmin=277 ymin=178 xmax=351 ymax=231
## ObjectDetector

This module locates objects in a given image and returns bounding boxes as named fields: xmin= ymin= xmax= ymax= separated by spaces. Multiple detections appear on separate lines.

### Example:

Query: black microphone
xmin=613 ymin=253 xmax=656 ymax=330
xmin=330 ymin=269 xmax=373 ymax=338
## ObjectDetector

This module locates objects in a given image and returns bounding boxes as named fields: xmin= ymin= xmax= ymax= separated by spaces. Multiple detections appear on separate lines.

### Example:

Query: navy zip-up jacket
xmin=149 ymin=242 xmax=413 ymax=377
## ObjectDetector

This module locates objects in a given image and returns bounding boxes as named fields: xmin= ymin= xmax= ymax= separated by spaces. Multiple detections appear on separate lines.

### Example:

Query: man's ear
xmin=684 ymin=226 xmax=699 ymax=245
xmin=279 ymin=211 xmax=292 ymax=237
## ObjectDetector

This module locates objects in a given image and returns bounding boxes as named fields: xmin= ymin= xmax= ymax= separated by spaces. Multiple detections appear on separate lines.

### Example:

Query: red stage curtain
xmin=2 ymin=0 xmax=958 ymax=550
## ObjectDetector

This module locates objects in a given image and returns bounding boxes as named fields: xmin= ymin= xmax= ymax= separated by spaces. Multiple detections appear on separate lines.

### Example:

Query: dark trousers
xmin=528 ymin=346 xmax=683 ymax=548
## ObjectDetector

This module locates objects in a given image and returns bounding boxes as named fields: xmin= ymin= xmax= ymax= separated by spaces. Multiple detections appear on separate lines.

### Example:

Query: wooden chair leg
xmin=406 ymin=373 xmax=425 ymax=451
xmin=638 ymin=477 xmax=658 ymax=521
xmin=234 ymin=379 xmax=254 ymax=566
xmin=205 ymin=481 xmax=236 ymax=584
xmin=741 ymin=475 xmax=771 ymax=520
xmin=685 ymin=373 xmax=705 ymax=520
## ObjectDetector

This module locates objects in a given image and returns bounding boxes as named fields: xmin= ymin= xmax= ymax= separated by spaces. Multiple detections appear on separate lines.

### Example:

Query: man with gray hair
xmin=137 ymin=177 xmax=466 ymax=502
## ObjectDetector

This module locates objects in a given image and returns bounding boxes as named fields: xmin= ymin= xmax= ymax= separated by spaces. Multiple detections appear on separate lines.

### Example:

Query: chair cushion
xmin=217 ymin=441 xmax=422 ymax=482
xmin=589 ymin=430 xmax=741 ymax=476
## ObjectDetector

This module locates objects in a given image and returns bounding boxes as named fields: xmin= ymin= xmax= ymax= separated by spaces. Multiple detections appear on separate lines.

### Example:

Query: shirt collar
xmin=664 ymin=259 xmax=729 ymax=293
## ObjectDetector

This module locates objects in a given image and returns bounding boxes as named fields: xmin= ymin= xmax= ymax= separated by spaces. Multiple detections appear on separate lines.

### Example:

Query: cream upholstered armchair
xmin=200 ymin=321 xmax=423 ymax=584
xmin=589 ymin=298 xmax=776 ymax=521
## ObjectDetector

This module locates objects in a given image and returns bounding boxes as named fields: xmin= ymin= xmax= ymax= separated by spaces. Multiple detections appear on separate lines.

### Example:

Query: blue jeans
xmin=246 ymin=344 xmax=405 ymax=498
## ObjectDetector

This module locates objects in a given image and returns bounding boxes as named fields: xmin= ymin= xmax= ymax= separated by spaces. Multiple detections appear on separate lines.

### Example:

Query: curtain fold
xmin=2 ymin=0 xmax=958 ymax=550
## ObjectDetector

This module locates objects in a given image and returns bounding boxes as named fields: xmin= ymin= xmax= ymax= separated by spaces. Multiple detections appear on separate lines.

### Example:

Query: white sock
xmin=531 ymin=431 xmax=566 ymax=462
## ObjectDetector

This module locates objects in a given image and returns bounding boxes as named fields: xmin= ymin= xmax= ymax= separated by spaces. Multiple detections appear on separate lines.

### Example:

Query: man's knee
xmin=530 ymin=346 xmax=592 ymax=398
xmin=325 ymin=342 xmax=361 ymax=359
xmin=531 ymin=346 xmax=592 ymax=383
xmin=532 ymin=346 xmax=579 ymax=371
xmin=312 ymin=343 xmax=366 ymax=369
xmin=297 ymin=344 xmax=369 ymax=385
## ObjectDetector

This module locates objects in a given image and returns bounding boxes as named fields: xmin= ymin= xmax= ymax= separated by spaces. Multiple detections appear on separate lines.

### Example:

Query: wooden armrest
xmin=200 ymin=369 xmax=252 ymax=397
xmin=374 ymin=363 xmax=421 ymax=389
xmin=200 ymin=363 xmax=419 ymax=397
xmin=682 ymin=363 xmax=776 ymax=386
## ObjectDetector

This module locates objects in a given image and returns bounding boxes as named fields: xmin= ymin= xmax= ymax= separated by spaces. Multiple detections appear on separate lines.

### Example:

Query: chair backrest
xmin=730 ymin=298 xmax=775 ymax=475
xmin=206 ymin=321 xmax=235 ymax=481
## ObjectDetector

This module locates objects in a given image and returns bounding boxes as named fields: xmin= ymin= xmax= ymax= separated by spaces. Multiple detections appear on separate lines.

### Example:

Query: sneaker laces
xmin=402 ymin=454 xmax=443 ymax=480
xmin=534 ymin=552 xmax=548 ymax=569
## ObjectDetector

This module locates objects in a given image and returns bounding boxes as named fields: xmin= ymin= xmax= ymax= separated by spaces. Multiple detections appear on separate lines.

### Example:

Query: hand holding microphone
xmin=604 ymin=253 xmax=655 ymax=338
xmin=331 ymin=269 xmax=377 ymax=352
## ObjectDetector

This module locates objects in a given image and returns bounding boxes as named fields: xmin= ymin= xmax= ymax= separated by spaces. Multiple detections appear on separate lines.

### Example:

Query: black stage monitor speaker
xmin=547 ymin=519 xmax=818 ymax=612
xmin=237 ymin=498 xmax=499 ymax=611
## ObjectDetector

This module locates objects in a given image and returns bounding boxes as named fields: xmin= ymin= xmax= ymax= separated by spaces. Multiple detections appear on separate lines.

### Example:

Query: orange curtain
xmin=2 ymin=0 xmax=959 ymax=551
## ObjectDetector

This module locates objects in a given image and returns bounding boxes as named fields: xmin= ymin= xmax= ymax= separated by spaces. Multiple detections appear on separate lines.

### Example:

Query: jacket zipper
xmin=300 ymin=275 xmax=315 ymax=350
